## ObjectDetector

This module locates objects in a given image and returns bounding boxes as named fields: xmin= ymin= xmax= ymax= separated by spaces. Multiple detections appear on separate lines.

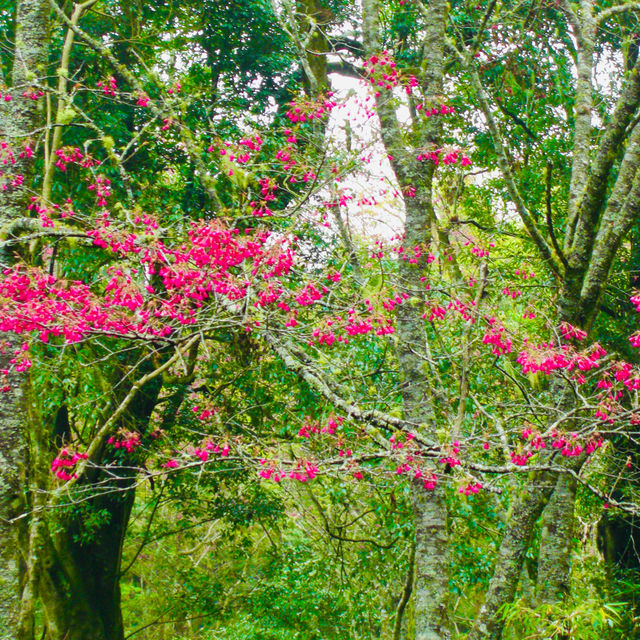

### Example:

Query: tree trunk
xmin=468 ymin=471 xmax=557 ymax=640
xmin=393 ymin=542 xmax=415 ymax=640
xmin=536 ymin=474 xmax=577 ymax=603
xmin=360 ymin=0 xmax=451 ymax=635
xmin=0 ymin=1 xmax=49 ymax=637
xmin=0 ymin=369 xmax=29 ymax=640
xmin=26 ymin=374 xmax=161 ymax=640
xmin=48 ymin=374 xmax=159 ymax=639
xmin=411 ymin=482 xmax=450 ymax=640
xmin=38 ymin=478 xmax=135 ymax=640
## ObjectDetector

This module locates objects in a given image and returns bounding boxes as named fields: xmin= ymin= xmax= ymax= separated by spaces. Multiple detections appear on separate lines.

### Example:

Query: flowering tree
xmin=2 ymin=0 xmax=640 ymax=639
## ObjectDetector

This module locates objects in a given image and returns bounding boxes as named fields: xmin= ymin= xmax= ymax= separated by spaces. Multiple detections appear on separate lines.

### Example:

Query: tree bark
xmin=360 ymin=0 xmax=452 ymax=635
xmin=38 ymin=476 xmax=136 ymax=640
xmin=468 ymin=471 xmax=557 ymax=640
xmin=393 ymin=542 xmax=415 ymax=640
xmin=465 ymin=2 xmax=640 ymax=629
xmin=0 ymin=374 xmax=29 ymax=640
xmin=36 ymin=374 xmax=161 ymax=640
xmin=563 ymin=0 xmax=595 ymax=246
xmin=361 ymin=0 xmax=452 ymax=634
xmin=411 ymin=481 xmax=450 ymax=640
xmin=0 ymin=1 xmax=49 ymax=638
xmin=536 ymin=474 xmax=577 ymax=604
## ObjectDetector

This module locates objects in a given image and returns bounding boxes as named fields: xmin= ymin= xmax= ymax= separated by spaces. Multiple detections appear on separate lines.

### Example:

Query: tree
xmin=0 ymin=1 xmax=48 ymax=638
xmin=2 ymin=0 xmax=640 ymax=639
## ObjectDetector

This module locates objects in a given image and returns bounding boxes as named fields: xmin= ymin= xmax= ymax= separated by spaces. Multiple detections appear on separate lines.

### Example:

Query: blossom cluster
xmin=51 ymin=448 xmax=88 ymax=481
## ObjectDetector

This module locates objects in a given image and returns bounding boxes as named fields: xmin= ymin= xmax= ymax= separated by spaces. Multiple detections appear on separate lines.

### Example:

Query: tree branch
xmin=460 ymin=57 xmax=562 ymax=275
xmin=569 ymin=50 xmax=640 ymax=269
xmin=47 ymin=0 xmax=223 ymax=209
xmin=545 ymin=162 xmax=569 ymax=269
xmin=596 ymin=1 xmax=640 ymax=25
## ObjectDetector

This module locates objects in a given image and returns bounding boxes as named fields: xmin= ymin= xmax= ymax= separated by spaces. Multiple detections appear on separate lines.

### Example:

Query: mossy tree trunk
xmin=21 ymin=371 xmax=162 ymax=640
xmin=535 ymin=474 xmax=578 ymax=604
xmin=0 ymin=1 xmax=49 ymax=637
xmin=411 ymin=481 xmax=450 ymax=640
xmin=467 ymin=0 xmax=640 ymax=633
xmin=361 ymin=0 xmax=451 ymax=636
xmin=467 ymin=471 xmax=557 ymax=640
xmin=37 ymin=476 xmax=136 ymax=640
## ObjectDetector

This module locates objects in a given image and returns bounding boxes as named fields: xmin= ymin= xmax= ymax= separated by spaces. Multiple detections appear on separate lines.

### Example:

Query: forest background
xmin=1 ymin=0 xmax=640 ymax=638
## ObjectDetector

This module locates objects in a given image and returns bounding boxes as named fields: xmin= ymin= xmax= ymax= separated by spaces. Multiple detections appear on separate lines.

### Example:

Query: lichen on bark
xmin=0 ymin=1 xmax=49 ymax=637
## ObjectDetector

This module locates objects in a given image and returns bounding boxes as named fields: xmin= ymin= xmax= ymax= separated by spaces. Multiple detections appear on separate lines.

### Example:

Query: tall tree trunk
xmin=0 ymin=372 xmax=30 ymax=640
xmin=465 ymin=0 xmax=640 ymax=635
xmin=0 ymin=1 xmax=49 ymax=637
xmin=22 ymin=373 xmax=161 ymax=640
xmin=360 ymin=0 xmax=450 ymax=635
xmin=469 ymin=367 xmax=583 ymax=639
xmin=411 ymin=482 xmax=450 ymax=640
xmin=0 ymin=369 xmax=29 ymax=640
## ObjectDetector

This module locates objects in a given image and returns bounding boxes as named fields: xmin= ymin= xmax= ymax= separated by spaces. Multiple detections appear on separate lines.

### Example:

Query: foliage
xmin=2 ymin=0 xmax=640 ymax=638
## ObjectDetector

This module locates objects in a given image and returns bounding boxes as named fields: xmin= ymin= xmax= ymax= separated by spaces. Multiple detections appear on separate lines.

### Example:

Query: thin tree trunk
xmin=464 ymin=1 xmax=640 ymax=636
xmin=468 ymin=372 xmax=582 ymax=640
xmin=393 ymin=541 xmax=415 ymax=640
